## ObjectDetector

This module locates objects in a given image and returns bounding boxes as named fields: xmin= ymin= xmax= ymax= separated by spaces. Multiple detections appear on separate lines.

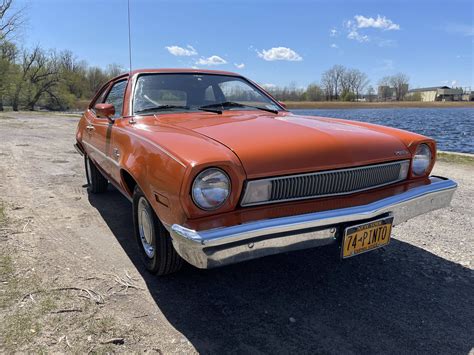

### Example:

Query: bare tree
xmin=389 ymin=73 xmax=410 ymax=101
xmin=321 ymin=71 xmax=334 ymax=101
xmin=106 ymin=63 xmax=125 ymax=78
xmin=86 ymin=66 xmax=109 ymax=94
xmin=321 ymin=65 xmax=346 ymax=100
xmin=12 ymin=46 xmax=61 ymax=110
xmin=332 ymin=65 xmax=345 ymax=99
xmin=339 ymin=68 xmax=353 ymax=97
xmin=351 ymin=69 xmax=369 ymax=100
xmin=0 ymin=0 xmax=25 ymax=42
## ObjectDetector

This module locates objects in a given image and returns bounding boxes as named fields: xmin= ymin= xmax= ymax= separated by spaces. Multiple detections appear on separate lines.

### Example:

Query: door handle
xmin=86 ymin=124 xmax=95 ymax=131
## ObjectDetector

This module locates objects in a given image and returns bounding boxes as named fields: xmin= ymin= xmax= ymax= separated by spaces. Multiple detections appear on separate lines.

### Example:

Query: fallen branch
xmin=132 ymin=314 xmax=148 ymax=319
xmin=22 ymin=219 xmax=32 ymax=232
xmin=21 ymin=287 xmax=104 ymax=304
xmin=107 ymin=273 xmax=143 ymax=293
xmin=51 ymin=308 xmax=83 ymax=314
xmin=100 ymin=337 xmax=124 ymax=345
xmin=125 ymin=270 xmax=138 ymax=282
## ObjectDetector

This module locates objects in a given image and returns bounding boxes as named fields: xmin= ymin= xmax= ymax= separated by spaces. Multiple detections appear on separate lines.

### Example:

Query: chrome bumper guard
xmin=170 ymin=177 xmax=457 ymax=269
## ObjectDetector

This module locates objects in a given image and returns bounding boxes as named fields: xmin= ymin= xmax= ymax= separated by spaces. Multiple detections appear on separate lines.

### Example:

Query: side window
xmin=103 ymin=80 xmax=127 ymax=118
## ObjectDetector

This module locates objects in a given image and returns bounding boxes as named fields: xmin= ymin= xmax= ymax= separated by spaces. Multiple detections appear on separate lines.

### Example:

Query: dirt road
xmin=1 ymin=112 xmax=473 ymax=353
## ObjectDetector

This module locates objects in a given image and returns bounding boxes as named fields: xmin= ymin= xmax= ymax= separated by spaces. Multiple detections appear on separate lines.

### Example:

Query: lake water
xmin=292 ymin=108 xmax=474 ymax=154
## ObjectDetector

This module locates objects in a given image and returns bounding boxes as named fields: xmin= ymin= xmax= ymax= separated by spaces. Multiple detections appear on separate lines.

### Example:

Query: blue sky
xmin=18 ymin=0 xmax=473 ymax=89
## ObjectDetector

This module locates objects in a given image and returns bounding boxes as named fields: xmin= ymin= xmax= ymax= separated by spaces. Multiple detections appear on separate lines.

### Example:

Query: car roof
xmin=114 ymin=68 xmax=242 ymax=80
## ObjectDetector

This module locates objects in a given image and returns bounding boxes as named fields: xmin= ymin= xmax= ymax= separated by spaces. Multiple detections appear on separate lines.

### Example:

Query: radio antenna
xmin=127 ymin=0 xmax=133 ymax=76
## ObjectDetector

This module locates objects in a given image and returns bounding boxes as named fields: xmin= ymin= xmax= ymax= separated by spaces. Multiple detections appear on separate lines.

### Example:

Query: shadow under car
xmin=88 ymin=187 xmax=473 ymax=354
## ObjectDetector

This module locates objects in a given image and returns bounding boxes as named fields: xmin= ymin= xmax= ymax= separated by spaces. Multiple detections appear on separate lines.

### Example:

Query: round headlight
xmin=192 ymin=168 xmax=231 ymax=210
xmin=412 ymin=144 xmax=432 ymax=176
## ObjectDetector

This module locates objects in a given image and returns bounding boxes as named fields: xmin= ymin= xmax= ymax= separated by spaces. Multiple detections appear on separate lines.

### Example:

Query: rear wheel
xmin=133 ymin=186 xmax=183 ymax=275
xmin=85 ymin=155 xmax=108 ymax=193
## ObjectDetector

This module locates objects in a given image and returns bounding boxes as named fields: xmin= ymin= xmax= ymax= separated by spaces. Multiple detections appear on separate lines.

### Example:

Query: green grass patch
xmin=0 ymin=254 xmax=21 ymax=312
xmin=2 ymin=312 xmax=42 ymax=349
xmin=437 ymin=152 xmax=474 ymax=165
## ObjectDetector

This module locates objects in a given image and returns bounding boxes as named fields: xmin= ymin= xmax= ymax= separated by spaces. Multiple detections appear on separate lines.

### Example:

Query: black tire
xmin=133 ymin=186 xmax=183 ymax=275
xmin=85 ymin=155 xmax=108 ymax=193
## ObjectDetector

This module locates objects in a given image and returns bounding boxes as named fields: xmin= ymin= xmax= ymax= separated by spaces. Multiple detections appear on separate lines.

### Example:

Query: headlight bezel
xmin=411 ymin=143 xmax=433 ymax=177
xmin=191 ymin=167 xmax=231 ymax=211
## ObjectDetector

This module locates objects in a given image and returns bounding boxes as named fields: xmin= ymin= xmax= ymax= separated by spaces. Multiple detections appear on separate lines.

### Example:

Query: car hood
xmin=159 ymin=111 xmax=414 ymax=179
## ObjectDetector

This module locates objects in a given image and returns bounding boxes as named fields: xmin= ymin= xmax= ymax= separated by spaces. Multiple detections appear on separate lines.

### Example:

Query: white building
xmin=406 ymin=86 xmax=464 ymax=102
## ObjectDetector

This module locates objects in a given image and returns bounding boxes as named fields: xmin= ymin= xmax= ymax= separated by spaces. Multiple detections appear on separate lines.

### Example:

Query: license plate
xmin=342 ymin=216 xmax=393 ymax=258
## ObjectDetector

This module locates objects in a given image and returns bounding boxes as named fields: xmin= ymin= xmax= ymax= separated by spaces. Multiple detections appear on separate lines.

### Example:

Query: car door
xmin=88 ymin=80 xmax=127 ymax=178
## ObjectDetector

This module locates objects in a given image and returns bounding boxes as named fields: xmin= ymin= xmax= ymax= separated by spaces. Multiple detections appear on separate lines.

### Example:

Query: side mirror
xmin=95 ymin=103 xmax=115 ymax=122
xmin=278 ymin=101 xmax=287 ymax=109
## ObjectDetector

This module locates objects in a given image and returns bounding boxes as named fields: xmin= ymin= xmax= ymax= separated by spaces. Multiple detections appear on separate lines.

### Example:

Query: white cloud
xmin=234 ymin=63 xmax=245 ymax=69
xmin=330 ymin=28 xmax=338 ymax=37
xmin=451 ymin=80 xmax=458 ymax=87
xmin=330 ymin=43 xmax=339 ymax=49
xmin=261 ymin=83 xmax=277 ymax=89
xmin=354 ymin=15 xmax=400 ymax=31
xmin=347 ymin=30 xmax=369 ymax=42
xmin=257 ymin=47 xmax=303 ymax=61
xmin=165 ymin=45 xmax=198 ymax=56
xmin=196 ymin=55 xmax=227 ymax=65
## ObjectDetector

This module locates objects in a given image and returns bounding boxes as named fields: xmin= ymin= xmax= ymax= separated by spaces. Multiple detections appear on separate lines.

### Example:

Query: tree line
xmin=265 ymin=66 xmax=411 ymax=102
xmin=1 ymin=0 xmax=123 ymax=111
xmin=1 ymin=0 xmax=413 ymax=111
xmin=0 ymin=42 xmax=123 ymax=111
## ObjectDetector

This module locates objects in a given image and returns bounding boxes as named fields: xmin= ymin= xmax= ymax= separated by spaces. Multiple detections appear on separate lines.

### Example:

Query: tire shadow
xmin=88 ymin=188 xmax=473 ymax=354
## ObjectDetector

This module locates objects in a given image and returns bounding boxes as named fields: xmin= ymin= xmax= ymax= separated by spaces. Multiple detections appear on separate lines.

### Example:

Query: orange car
xmin=75 ymin=69 xmax=457 ymax=275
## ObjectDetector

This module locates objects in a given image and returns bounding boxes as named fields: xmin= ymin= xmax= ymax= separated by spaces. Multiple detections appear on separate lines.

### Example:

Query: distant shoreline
xmin=286 ymin=101 xmax=474 ymax=109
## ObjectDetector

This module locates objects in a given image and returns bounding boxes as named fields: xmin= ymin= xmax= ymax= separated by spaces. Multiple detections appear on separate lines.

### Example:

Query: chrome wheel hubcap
xmin=138 ymin=197 xmax=155 ymax=258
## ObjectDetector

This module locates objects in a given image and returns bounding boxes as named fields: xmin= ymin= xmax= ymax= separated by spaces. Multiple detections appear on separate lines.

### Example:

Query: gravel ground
xmin=0 ymin=112 xmax=473 ymax=353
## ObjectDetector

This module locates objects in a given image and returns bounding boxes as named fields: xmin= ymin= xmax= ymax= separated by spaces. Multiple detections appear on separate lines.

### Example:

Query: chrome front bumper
xmin=170 ymin=177 xmax=457 ymax=269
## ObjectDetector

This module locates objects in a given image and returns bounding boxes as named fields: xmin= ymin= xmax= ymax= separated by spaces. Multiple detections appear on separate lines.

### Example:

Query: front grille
xmin=241 ymin=160 xmax=410 ymax=206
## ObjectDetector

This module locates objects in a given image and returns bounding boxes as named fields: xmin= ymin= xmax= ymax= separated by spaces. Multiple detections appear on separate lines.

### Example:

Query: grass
xmin=3 ymin=313 xmax=42 ymax=348
xmin=0 ymin=203 xmax=48 ymax=350
xmin=437 ymin=151 xmax=474 ymax=165
xmin=285 ymin=101 xmax=474 ymax=109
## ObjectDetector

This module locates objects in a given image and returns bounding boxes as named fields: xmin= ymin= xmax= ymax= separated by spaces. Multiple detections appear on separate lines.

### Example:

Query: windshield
xmin=132 ymin=73 xmax=281 ymax=115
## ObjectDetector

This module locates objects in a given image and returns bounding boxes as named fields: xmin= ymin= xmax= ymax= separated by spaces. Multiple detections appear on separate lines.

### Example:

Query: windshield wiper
xmin=198 ymin=107 xmax=222 ymax=114
xmin=199 ymin=101 xmax=279 ymax=114
xmin=135 ymin=105 xmax=190 ymax=114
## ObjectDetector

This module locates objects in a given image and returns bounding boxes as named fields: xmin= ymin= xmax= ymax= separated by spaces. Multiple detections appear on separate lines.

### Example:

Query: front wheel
xmin=133 ymin=186 xmax=183 ymax=275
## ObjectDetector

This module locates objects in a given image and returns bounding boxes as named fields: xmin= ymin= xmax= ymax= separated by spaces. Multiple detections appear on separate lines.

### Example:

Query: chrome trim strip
xmin=170 ymin=176 xmax=457 ymax=268
xmin=73 ymin=143 xmax=84 ymax=156
xmin=241 ymin=160 xmax=410 ymax=207
xmin=82 ymin=140 xmax=120 ymax=167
